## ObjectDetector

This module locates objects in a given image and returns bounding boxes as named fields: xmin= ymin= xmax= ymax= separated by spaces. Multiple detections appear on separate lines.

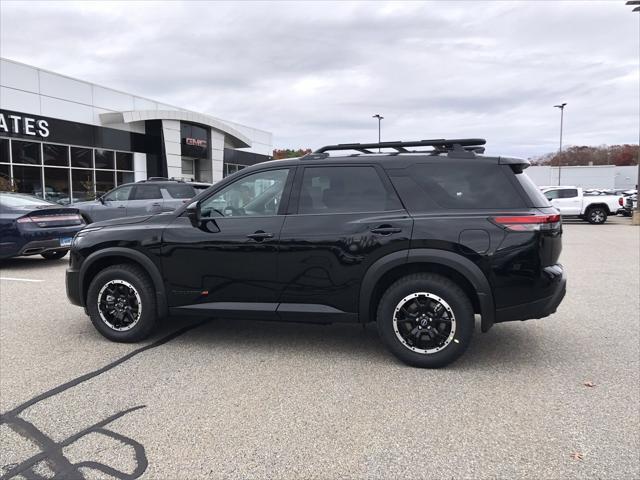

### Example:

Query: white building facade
xmin=0 ymin=58 xmax=272 ymax=202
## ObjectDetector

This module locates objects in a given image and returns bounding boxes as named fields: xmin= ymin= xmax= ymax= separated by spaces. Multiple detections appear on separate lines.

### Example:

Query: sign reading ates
xmin=0 ymin=112 xmax=50 ymax=137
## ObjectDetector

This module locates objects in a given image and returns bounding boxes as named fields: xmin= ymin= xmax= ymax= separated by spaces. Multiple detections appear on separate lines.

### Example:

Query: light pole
xmin=554 ymin=103 xmax=567 ymax=185
xmin=627 ymin=1 xmax=640 ymax=225
xmin=372 ymin=114 xmax=383 ymax=152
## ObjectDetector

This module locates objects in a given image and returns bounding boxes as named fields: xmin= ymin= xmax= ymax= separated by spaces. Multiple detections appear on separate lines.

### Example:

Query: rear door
xmin=277 ymin=164 xmax=412 ymax=320
xmin=128 ymin=184 xmax=165 ymax=217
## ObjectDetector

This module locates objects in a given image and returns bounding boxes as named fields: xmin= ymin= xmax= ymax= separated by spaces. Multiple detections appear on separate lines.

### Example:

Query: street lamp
xmin=372 ymin=114 xmax=383 ymax=152
xmin=554 ymin=102 xmax=567 ymax=185
xmin=627 ymin=1 xmax=640 ymax=225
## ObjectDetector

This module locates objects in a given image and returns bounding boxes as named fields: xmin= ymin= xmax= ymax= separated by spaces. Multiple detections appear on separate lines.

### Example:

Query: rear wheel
xmin=586 ymin=207 xmax=607 ymax=224
xmin=377 ymin=273 xmax=474 ymax=368
xmin=41 ymin=250 xmax=68 ymax=260
xmin=86 ymin=263 xmax=157 ymax=342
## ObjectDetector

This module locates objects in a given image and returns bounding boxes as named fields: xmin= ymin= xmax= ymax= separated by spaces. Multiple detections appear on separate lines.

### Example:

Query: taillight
xmin=491 ymin=214 xmax=561 ymax=231
xmin=619 ymin=197 xmax=623 ymax=206
xmin=16 ymin=216 xmax=33 ymax=223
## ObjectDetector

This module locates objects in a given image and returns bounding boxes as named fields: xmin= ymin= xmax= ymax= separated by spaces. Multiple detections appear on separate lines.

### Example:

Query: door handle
xmin=247 ymin=231 xmax=274 ymax=241
xmin=371 ymin=225 xmax=402 ymax=235
xmin=151 ymin=203 xmax=161 ymax=207
xmin=117 ymin=205 xmax=126 ymax=209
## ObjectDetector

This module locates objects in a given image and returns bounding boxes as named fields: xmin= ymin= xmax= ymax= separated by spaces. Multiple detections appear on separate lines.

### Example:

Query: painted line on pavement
xmin=0 ymin=277 xmax=44 ymax=283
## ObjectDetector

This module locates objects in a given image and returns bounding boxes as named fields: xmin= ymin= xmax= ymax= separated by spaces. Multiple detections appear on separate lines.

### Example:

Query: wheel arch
xmin=359 ymin=249 xmax=495 ymax=332
xmin=79 ymin=247 xmax=168 ymax=317
xmin=586 ymin=203 xmax=611 ymax=215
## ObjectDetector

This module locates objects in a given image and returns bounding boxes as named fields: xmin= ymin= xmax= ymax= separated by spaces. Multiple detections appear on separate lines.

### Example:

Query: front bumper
xmin=495 ymin=264 xmax=566 ymax=323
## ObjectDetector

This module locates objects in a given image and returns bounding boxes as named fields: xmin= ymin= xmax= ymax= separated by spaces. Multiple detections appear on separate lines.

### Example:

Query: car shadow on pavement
xmin=156 ymin=315 xmax=542 ymax=370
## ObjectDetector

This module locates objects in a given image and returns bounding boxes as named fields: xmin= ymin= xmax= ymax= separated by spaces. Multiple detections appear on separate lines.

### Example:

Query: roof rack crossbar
xmin=315 ymin=138 xmax=486 ymax=155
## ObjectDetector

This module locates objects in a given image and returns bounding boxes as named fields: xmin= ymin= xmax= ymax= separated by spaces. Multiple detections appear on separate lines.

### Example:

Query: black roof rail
xmin=313 ymin=138 xmax=486 ymax=156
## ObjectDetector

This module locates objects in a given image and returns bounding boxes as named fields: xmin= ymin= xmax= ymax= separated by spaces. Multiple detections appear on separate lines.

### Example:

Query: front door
xmin=92 ymin=184 xmax=133 ymax=222
xmin=545 ymin=188 xmax=581 ymax=215
xmin=162 ymin=167 xmax=293 ymax=318
xmin=277 ymin=165 xmax=413 ymax=321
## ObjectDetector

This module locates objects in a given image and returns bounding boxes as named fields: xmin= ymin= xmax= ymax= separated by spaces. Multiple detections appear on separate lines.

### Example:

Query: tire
xmin=376 ymin=273 xmax=474 ymax=368
xmin=86 ymin=263 xmax=157 ymax=342
xmin=586 ymin=207 xmax=607 ymax=224
xmin=41 ymin=250 xmax=68 ymax=260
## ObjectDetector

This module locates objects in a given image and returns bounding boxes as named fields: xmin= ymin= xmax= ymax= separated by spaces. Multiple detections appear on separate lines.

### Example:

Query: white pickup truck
xmin=541 ymin=186 xmax=622 ymax=224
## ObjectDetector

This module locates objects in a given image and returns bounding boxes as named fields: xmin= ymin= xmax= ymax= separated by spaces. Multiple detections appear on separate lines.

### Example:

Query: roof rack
xmin=136 ymin=177 xmax=186 ymax=183
xmin=312 ymin=138 xmax=486 ymax=157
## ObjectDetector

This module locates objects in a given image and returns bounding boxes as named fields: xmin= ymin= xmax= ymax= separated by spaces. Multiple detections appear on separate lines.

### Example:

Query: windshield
xmin=0 ymin=193 xmax=54 ymax=207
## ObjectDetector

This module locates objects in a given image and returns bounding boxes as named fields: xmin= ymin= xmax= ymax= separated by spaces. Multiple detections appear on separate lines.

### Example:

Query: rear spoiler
xmin=499 ymin=156 xmax=530 ymax=173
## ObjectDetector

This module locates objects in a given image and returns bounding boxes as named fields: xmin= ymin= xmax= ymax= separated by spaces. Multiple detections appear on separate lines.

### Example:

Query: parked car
xmin=66 ymin=138 xmax=566 ymax=368
xmin=0 ymin=192 xmax=85 ymax=260
xmin=73 ymin=178 xmax=211 ymax=223
xmin=541 ymin=186 xmax=621 ymax=224
xmin=621 ymin=193 xmax=638 ymax=216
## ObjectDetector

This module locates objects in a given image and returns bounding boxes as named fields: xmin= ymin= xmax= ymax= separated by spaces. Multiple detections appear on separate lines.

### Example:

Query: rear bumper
xmin=19 ymin=238 xmax=71 ymax=256
xmin=66 ymin=267 xmax=83 ymax=307
xmin=495 ymin=264 xmax=566 ymax=323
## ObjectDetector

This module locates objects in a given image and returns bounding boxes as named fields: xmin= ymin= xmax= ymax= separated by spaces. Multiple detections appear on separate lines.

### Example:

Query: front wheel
xmin=86 ymin=263 xmax=157 ymax=342
xmin=377 ymin=273 xmax=474 ymax=368
xmin=586 ymin=207 xmax=607 ymax=224
xmin=41 ymin=250 xmax=68 ymax=260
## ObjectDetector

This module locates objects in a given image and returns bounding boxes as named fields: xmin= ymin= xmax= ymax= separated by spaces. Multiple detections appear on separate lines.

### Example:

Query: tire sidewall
xmin=87 ymin=266 xmax=156 ymax=342
xmin=588 ymin=207 xmax=606 ymax=224
xmin=377 ymin=276 xmax=474 ymax=368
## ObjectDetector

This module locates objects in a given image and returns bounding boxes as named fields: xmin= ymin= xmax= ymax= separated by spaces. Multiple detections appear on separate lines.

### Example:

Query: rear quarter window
xmin=517 ymin=174 xmax=551 ymax=207
xmin=404 ymin=162 xmax=526 ymax=210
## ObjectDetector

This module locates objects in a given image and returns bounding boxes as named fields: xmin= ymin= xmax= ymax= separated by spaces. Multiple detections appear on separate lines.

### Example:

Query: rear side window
xmin=133 ymin=184 xmax=162 ymax=200
xmin=407 ymin=162 xmax=525 ymax=209
xmin=298 ymin=166 xmax=402 ymax=214
xmin=516 ymin=173 xmax=551 ymax=207
xmin=559 ymin=189 xmax=578 ymax=198
xmin=162 ymin=184 xmax=195 ymax=199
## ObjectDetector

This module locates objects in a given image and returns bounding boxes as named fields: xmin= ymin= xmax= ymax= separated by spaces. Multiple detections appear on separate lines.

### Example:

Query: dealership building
xmin=0 ymin=57 xmax=273 ymax=202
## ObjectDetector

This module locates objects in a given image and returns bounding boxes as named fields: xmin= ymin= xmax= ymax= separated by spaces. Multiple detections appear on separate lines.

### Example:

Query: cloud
xmin=1 ymin=0 xmax=638 ymax=157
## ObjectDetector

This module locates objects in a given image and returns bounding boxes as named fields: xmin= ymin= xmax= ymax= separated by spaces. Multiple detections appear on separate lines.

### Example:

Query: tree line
xmin=531 ymin=144 xmax=639 ymax=167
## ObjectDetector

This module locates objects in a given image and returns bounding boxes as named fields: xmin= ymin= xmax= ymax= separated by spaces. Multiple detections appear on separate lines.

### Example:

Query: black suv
xmin=66 ymin=139 xmax=566 ymax=368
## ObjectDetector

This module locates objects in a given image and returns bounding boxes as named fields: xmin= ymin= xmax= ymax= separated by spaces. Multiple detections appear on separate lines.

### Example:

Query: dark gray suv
xmin=74 ymin=179 xmax=210 ymax=223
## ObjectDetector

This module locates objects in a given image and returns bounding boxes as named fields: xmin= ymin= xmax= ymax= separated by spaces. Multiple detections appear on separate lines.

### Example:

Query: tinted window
xmin=44 ymin=167 xmax=70 ymax=203
xmin=95 ymin=149 xmax=115 ymax=169
xmin=116 ymin=171 xmax=135 ymax=185
xmin=298 ymin=166 xmax=400 ymax=214
xmin=163 ymin=184 xmax=195 ymax=199
xmin=72 ymin=169 xmax=95 ymax=201
xmin=408 ymin=162 xmax=525 ymax=209
xmin=43 ymin=144 xmax=69 ymax=166
xmin=70 ymin=147 xmax=93 ymax=168
xmin=104 ymin=185 xmax=133 ymax=202
xmin=133 ymin=184 xmax=162 ymax=200
xmin=559 ymin=189 xmax=578 ymax=198
xmin=544 ymin=189 xmax=560 ymax=200
xmin=12 ymin=165 xmax=43 ymax=197
xmin=12 ymin=140 xmax=41 ymax=165
xmin=201 ymin=169 xmax=289 ymax=217
xmin=116 ymin=152 xmax=133 ymax=170
xmin=0 ymin=138 xmax=9 ymax=163
xmin=515 ymin=172 xmax=550 ymax=207
xmin=95 ymin=170 xmax=115 ymax=197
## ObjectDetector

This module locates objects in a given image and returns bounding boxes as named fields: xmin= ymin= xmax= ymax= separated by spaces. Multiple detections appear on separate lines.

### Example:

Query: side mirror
xmin=186 ymin=201 xmax=201 ymax=227
xmin=98 ymin=196 xmax=105 ymax=204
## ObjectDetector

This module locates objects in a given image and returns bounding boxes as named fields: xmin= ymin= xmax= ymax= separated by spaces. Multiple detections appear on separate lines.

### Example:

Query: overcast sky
xmin=1 ymin=1 xmax=638 ymax=157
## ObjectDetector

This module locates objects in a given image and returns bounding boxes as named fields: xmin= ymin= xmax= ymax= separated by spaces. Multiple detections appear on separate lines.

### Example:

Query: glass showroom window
xmin=116 ymin=152 xmax=133 ymax=171
xmin=95 ymin=149 xmax=115 ymax=169
xmin=44 ymin=167 xmax=70 ymax=204
xmin=95 ymin=170 xmax=115 ymax=197
xmin=12 ymin=140 xmax=41 ymax=165
xmin=0 ymin=138 xmax=9 ymax=163
xmin=116 ymin=171 xmax=134 ymax=185
xmin=224 ymin=163 xmax=245 ymax=177
xmin=43 ymin=144 xmax=69 ymax=167
xmin=13 ymin=165 xmax=43 ymax=197
xmin=72 ymin=169 xmax=95 ymax=202
xmin=71 ymin=147 xmax=93 ymax=168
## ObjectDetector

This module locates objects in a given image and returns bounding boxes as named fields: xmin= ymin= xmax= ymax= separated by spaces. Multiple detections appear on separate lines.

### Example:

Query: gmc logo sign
xmin=185 ymin=137 xmax=207 ymax=148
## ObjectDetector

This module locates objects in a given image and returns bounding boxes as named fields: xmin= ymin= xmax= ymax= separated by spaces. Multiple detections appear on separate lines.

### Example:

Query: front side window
xmin=104 ymin=185 xmax=133 ymax=202
xmin=200 ymin=169 xmax=289 ymax=217
xmin=298 ymin=166 xmax=400 ymax=214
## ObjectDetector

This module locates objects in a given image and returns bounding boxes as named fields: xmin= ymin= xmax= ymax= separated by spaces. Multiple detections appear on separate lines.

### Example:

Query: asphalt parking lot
xmin=1 ymin=217 xmax=639 ymax=479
